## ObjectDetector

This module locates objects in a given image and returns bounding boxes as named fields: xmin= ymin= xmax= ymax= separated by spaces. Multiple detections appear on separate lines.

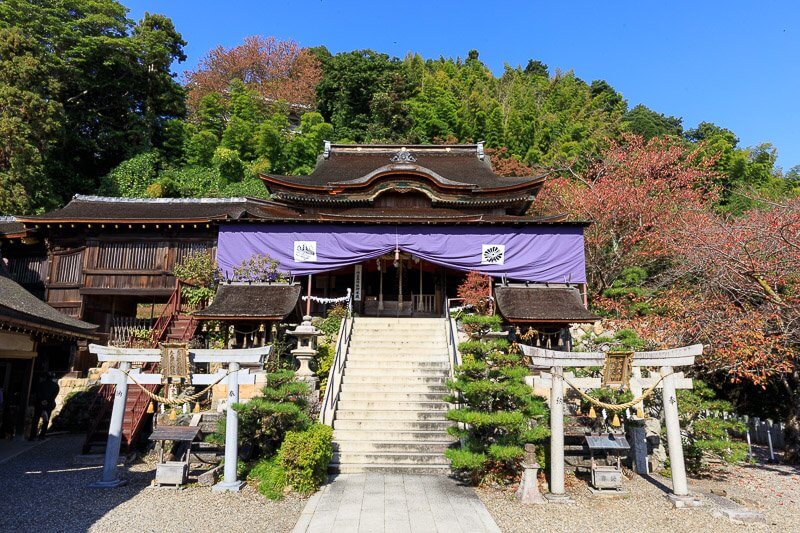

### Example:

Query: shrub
xmin=212 ymin=146 xmax=245 ymax=182
xmin=445 ymin=332 xmax=549 ymax=485
xmin=675 ymin=380 xmax=749 ymax=475
xmin=248 ymin=456 xmax=287 ymax=500
xmin=100 ymin=151 xmax=160 ymax=197
xmin=279 ymin=423 xmax=333 ymax=494
xmin=212 ymin=370 xmax=311 ymax=457
xmin=460 ymin=314 xmax=503 ymax=336
xmin=230 ymin=253 xmax=288 ymax=283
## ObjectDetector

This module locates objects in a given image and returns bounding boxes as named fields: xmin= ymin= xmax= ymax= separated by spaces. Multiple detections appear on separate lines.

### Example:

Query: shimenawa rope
xmin=123 ymin=369 xmax=233 ymax=406
xmin=561 ymin=371 xmax=675 ymax=411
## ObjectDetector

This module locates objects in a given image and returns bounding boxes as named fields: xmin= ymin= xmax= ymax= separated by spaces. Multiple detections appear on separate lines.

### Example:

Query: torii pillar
xmin=521 ymin=344 xmax=703 ymax=507
xmin=88 ymin=344 xmax=270 ymax=491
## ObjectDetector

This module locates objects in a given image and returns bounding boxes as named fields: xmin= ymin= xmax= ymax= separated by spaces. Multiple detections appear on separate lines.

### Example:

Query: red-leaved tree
xmin=185 ymin=36 xmax=321 ymax=112
xmin=537 ymin=135 xmax=719 ymax=293
xmin=667 ymin=199 xmax=800 ymax=460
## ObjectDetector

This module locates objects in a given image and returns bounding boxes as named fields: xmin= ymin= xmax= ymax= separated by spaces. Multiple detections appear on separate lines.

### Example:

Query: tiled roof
xmin=0 ymin=216 xmax=26 ymax=237
xmin=264 ymin=144 xmax=544 ymax=192
xmin=0 ymin=272 xmax=98 ymax=338
xmin=194 ymin=283 xmax=302 ymax=319
xmin=495 ymin=285 xmax=599 ymax=324
xmin=18 ymin=196 xmax=301 ymax=224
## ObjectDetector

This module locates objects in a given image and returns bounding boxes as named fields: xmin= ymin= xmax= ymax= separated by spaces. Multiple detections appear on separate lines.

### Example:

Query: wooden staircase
xmin=82 ymin=281 xmax=201 ymax=454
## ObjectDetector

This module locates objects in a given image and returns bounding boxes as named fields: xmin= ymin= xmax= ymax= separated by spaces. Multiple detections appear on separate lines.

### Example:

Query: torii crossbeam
xmin=88 ymin=344 xmax=271 ymax=492
xmin=519 ymin=343 xmax=704 ymax=507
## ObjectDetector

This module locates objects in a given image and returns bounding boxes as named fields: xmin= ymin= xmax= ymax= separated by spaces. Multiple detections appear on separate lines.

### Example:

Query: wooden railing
xmin=412 ymin=293 xmax=435 ymax=313
xmin=151 ymin=279 xmax=181 ymax=344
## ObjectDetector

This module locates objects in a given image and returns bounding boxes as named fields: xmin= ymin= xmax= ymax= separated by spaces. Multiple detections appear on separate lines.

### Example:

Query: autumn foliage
xmin=185 ymin=36 xmax=321 ymax=113
xmin=538 ymin=135 xmax=719 ymax=292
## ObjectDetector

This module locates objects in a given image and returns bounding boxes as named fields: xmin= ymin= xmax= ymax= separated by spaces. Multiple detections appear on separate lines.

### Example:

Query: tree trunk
xmin=781 ymin=375 xmax=800 ymax=464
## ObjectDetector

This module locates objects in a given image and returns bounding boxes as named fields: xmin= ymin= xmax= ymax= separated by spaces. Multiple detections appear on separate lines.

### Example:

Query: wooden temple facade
xmin=1 ymin=143 xmax=597 ymax=377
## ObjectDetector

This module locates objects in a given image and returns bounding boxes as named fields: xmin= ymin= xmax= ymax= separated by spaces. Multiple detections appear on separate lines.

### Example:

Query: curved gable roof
xmin=263 ymin=144 xmax=544 ymax=193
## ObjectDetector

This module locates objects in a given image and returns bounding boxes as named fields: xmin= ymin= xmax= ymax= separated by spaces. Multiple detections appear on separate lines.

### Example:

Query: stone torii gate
xmin=88 ymin=343 xmax=271 ymax=492
xmin=519 ymin=343 xmax=703 ymax=507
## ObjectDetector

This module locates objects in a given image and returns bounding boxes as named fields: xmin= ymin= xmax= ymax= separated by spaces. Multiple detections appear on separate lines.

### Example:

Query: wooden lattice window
xmin=53 ymin=251 xmax=83 ymax=284
xmin=96 ymin=241 xmax=162 ymax=270
xmin=7 ymin=256 xmax=48 ymax=285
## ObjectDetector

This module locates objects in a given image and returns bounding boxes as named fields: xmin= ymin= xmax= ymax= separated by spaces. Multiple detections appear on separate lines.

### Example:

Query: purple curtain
xmin=217 ymin=223 xmax=587 ymax=283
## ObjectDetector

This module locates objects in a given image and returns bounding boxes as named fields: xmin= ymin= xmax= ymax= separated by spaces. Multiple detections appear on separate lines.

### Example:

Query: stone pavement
xmin=292 ymin=473 xmax=501 ymax=533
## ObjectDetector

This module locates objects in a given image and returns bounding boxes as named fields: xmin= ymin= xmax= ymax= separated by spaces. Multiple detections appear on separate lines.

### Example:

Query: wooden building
xmin=3 ymin=142 xmax=596 ymax=368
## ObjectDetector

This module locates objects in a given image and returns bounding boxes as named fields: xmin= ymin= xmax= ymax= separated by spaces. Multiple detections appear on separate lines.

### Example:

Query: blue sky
xmin=125 ymin=0 xmax=799 ymax=169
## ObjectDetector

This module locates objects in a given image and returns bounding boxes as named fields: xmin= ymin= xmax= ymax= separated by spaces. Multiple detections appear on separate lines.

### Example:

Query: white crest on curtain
xmin=481 ymin=244 xmax=505 ymax=265
xmin=294 ymin=241 xmax=317 ymax=262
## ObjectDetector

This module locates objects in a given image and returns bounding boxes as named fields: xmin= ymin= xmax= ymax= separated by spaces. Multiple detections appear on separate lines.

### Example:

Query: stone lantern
xmin=287 ymin=315 xmax=321 ymax=391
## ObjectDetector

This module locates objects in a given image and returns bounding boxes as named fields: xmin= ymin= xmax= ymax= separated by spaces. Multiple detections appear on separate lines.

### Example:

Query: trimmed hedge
xmin=279 ymin=423 xmax=333 ymax=494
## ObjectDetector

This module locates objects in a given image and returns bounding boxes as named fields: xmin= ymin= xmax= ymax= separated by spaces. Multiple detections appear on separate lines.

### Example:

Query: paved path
xmin=292 ymin=473 xmax=501 ymax=533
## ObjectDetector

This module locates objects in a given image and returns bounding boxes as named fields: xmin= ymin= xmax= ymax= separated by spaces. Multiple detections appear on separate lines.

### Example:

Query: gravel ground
xmin=0 ymin=434 xmax=306 ymax=533
xmin=478 ymin=453 xmax=800 ymax=533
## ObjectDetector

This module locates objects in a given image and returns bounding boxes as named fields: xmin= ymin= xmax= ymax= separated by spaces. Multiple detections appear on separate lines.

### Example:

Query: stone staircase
xmin=330 ymin=317 xmax=455 ymax=474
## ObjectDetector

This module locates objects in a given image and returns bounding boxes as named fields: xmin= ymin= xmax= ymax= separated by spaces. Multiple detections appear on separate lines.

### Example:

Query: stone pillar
xmin=547 ymin=366 xmax=567 ymax=500
xmin=661 ymin=366 xmax=691 ymax=501
xmin=214 ymin=362 xmax=244 ymax=492
xmin=91 ymin=361 xmax=131 ymax=488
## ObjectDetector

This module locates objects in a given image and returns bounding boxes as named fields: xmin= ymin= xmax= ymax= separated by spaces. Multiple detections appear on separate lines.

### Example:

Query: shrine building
xmin=2 ymin=142 xmax=597 ymax=374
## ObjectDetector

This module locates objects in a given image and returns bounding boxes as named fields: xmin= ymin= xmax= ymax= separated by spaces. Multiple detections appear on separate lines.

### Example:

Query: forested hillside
xmin=1 ymin=1 xmax=799 ymax=456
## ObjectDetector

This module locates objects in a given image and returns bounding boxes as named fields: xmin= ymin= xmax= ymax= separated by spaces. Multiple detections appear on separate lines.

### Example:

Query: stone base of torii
xmin=519 ymin=343 xmax=705 ymax=508
xmin=87 ymin=344 xmax=271 ymax=492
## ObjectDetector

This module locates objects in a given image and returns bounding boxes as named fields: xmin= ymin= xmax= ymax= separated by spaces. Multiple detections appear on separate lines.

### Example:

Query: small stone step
xmin=337 ymin=392 xmax=449 ymax=402
xmin=343 ymin=368 xmax=449 ymax=377
xmin=341 ymin=375 xmax=447 ymax=385
xmin=334 ymin=419 xmax=452 ymax=431
xmin=339 ymin=383 xmax=449 ymax=393
xmin=345 ymin=360 xmax=450 ymax=369
xmin=346 ymin=353 xmax=449 ymax=361
xmin=333 ymin=441 xmax=453 ymax=454
xmin=333 ymin=429 xmax=453 ymax=442
xmin=336 ymin=400 xmax=448 ymax=411
xmin=335 ymin=409 xmax=448 ymax=421
xmin=332 ymin=451 xmax=451 ymax=466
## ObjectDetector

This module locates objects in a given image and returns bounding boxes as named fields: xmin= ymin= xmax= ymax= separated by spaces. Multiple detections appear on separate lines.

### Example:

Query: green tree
xmin=0 ymin=28 xmax=61 ymax=214
xmin=622 ymin=104 xmax=683 ymax=139
xmin=315 ymin=49 xmax=412 ymax=141
xmin=0 ymin=0 xmax=187 ymax=209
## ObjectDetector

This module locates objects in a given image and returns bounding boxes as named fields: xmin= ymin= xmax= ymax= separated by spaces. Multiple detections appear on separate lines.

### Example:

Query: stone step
xmin=343 ymin=368 xmax=449 ymax=377
xmin=336 ymin=400 xmax=448 ymax=411
xmin=333 ymin=440 xmax=453 ymax=454
xmin=338 ymin=391 xmax=449 ymax=402
xmin=349 ymin=338 xmax=446 ymax=346
xmin=333 ymin=428 xmax=452 ymax=441
xmin=355 ymin=318 xmax=443 ymax=324
xmin=341 ymin=375 xmax=447 ymax=385
xmin=329 ymin=463 xmax=452 ymax=475
xmin=350 ymin=332 xmax=443 ymax=339
xmin=339 ymin=383 xmax=449 ymax=393
xmin=335 ymin=409 xmax=448 ymax=421
xmin=345 ymin=360 xmax=450 ymax=369
xmin=346 ymin=352 xmax=449 ymax=361
xmin=353 ymin=324 xmax=445 ymax=336
xmin=333 ymin=419 xmax=452 ymax=431
xmin=332 ymin=451 xmax=451 ymax=466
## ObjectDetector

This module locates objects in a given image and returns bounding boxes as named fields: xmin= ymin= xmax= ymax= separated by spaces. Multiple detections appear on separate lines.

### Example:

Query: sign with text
xmin=353 ymin=264 xmax=363 ymax=300
xmin=293 ymin=241 xmax=317 ymax=262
